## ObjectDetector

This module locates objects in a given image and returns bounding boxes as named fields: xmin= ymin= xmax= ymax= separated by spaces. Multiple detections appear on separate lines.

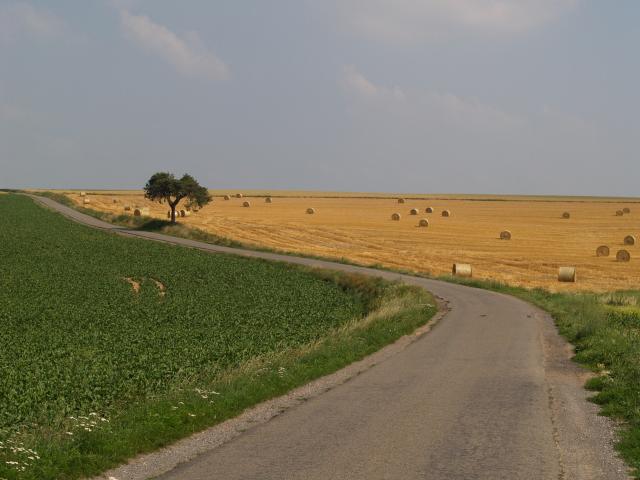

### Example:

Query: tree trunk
xmin=168 ymin=196 xmax=182 ymax=224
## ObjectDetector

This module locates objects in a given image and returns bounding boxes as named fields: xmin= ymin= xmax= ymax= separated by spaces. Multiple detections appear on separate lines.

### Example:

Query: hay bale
xmin=306 ymin=207 xmax=315 ymax=214
xmin=79 ymin=191 xmax=86 ymax=197
xmin=623 ymin=207 xmax=631 ymax=214
xmin=558 ymin=267 xmax=576 ymax=282
xmin=391 ymin=213 xmax=401 ymax=221
xmin=616 ymin=249 xmax=631 ymax=262
xmin=452 ymin=263 xmax=472 ymax=277
xmin=167 ymin=211 xmax=172 ymax=219
xmin=180 ymin=209 xmax=190 ymax=217
xmin=397 ymin=198 xmax=405 ymax=204
xmin=616 ymin=210 xmax=624 ymax=216
xmin=500 ymin=230 xmax=512 ymax=240
xmin=243 ymin=201 xmax=251 ymax=207
xmin=133 ymin=208 xmax=142 ymax=216
xmin=236 ymin=193 xmax=243 ymax=198
xmin=562 ymin=212 xmax=570 ymax=219
xmin=134 ymin=208 xmax=149 ymax=216
xmin=596 ymin=245 xmax=610 ymax=257
xmin=223 ymin=195 xmax=230 ymax=200
xmin=418 ymin=218 xmax=429 ymax=227
xmin=624 ymin=235 xmax=636 ymax=246
xmin=112 ymin=198 xmax=118 ymax=204
xmin=426 ymin=207 xmax=434 ymax=213
xmin=265 ymin=197 xmax=272 ymax=203
xmin=83 ymin=197 xmax=90 ymax=204
xmin=410 ymin=208 xmax=419 ymax=215
xmin=124 ymin=205 xmax=131 ymax=211
xmin=441 ymin=210 xmax=450 ymax=217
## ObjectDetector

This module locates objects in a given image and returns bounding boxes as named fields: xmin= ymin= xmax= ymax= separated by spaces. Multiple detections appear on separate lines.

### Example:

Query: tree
xmin=144 ymin=172 xmax=211 ymax=223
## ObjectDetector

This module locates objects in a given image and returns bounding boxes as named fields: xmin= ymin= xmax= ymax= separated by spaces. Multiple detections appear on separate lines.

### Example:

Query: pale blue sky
xmin=1 ymin=0 xmax=638 ymax=195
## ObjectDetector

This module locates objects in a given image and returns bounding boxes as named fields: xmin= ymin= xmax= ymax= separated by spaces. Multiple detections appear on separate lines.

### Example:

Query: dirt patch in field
xmin=150 ymin=278 xmax=166 ymax=297
xmin=123 ymin=277 xmax=140 ymax=294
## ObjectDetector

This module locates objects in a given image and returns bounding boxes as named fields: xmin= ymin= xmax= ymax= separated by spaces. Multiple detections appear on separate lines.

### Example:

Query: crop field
xmin=63 ymin=190 xmax=640 ymax=292
xmin=0 ymin=194 xmax=436 ymax=479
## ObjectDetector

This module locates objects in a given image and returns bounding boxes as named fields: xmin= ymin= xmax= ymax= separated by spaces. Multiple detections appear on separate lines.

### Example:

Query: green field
xmin=0 ymin=195 xmax=436 ymax=479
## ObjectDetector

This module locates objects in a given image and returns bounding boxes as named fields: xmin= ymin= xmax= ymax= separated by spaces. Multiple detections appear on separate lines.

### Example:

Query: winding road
xmin=30 ymin=195 xmax=630 ymax=479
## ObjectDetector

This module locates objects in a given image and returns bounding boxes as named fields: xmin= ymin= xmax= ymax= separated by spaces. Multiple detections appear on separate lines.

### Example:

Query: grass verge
xmin=0 ymin=194 xmax=436 ymax=480
xmin=34 ymin=191 xmax=245 ymax=248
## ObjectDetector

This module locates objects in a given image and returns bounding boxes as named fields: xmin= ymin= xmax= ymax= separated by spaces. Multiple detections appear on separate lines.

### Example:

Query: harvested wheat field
xmin=60 ymin=190 xmax=640 ymax=292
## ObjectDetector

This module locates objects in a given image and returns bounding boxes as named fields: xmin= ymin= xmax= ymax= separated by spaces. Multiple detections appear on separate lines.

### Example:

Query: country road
xmin=30 ymin=195 xmax=629 ymax=480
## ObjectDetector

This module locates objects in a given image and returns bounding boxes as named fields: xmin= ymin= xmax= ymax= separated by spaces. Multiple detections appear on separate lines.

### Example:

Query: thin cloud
xmin=342 ymin=65 xmax=521 ymax=131
xmin=0 ymin=2 xmax=64 ymax=44
xmin=119 ymin=10 xmax=229 ymax=80
xmin=339 ymin=0 xmax=580 ymax=44
xmin=342 ymin=65 xmax=405 ymax=100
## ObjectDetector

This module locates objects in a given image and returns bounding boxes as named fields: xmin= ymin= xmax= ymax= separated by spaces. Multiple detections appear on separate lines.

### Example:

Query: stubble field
xmin=63 ymin=190 xmax=640 ymax=292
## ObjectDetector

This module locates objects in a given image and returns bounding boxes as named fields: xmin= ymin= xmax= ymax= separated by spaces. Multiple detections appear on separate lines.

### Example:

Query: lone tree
xmin=144 ymin=172 xmax=211 ymax=223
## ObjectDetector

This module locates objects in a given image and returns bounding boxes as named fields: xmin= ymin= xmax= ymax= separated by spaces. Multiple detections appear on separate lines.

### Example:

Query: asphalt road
xmin=30 ymin=195 xmax=630 ymax=480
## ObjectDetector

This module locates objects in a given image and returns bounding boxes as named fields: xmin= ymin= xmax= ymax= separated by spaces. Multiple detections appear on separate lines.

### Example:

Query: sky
xmin=1 ymin=0 xmax=638 ymax=196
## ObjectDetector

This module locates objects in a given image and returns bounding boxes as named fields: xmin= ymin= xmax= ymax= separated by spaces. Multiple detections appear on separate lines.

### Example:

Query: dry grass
xmin=61 ymin=191 xmax=640 ymax=291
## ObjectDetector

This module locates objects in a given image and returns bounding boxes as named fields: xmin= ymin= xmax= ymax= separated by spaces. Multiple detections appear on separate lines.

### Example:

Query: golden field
xmin=60 ymin=190 xmax=640 ymax=292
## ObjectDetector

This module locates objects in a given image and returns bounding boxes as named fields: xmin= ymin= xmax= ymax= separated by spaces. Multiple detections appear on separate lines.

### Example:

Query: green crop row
xmin=0 ymin=195 xmax=435 ymax=479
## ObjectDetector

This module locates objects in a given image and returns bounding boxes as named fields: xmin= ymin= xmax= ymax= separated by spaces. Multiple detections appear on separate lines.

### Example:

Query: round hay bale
xmin=223 ymin=195 xmax=230 ymax=200
xmin=624 ymin=235 xmax=636 ymax=246
xmin=500 ymin=230 xmax=512 ymax=240
xmin=616 ymin=210 xmax=624 ymax=216
xmin=616 ymin=249 xmax=631 ymax=262
xmin=558 ymin=267 xmax=576 ymax=282
xmin=562 ymin=212 xmax=570 ymax=219
xmin=452 ymin=263 xmax=472 ymax=277
xmin=306 ymin=207 xmax=315 ymax=214
xmin=623 ymin=207 xmax=631 ymax=214
xmin=425 ymin=207 xmax=434 ymax=213
xmin=236 ymin=193 xmax=243 ymax=198
xmin=124 ymin=205 xmax=131 ymax=211
xmin=83 ymin=197 xmax=90 ymax=204
xmin=79 ymin=191 xmax=86 ymax=197
xmin=265 ymin=197 xmax=272 ymax=203
xmin=441 ymin=210 xmax=451 ymax=217
xmin=397 ymin=198 xmax=405 ymax=204
xmin=167 ymin=211 xmax=172 ymax=219
xmin=418 ymin=218 xmax=429 ymax=227
xmin=242 ymin=201 xmax=250 ymax=208
xmin=133 ymin=207 xmax=149 ymax=217
xmin=391 ymin=213 xmax=401 ymax=221
xmin=596 ymin=245 xmax=610 ymax=257
xmin=112 ymin=198 xmax=118 ymax=204
xmin=410 ymin=208 xmax=419 ymax=215
xmin=179 ymin=209 xmax=189 ymax=217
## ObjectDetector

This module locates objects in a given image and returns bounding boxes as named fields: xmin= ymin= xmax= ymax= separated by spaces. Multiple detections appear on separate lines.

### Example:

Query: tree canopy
xmin=144 ymin=172 xmax=211 ymax=222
